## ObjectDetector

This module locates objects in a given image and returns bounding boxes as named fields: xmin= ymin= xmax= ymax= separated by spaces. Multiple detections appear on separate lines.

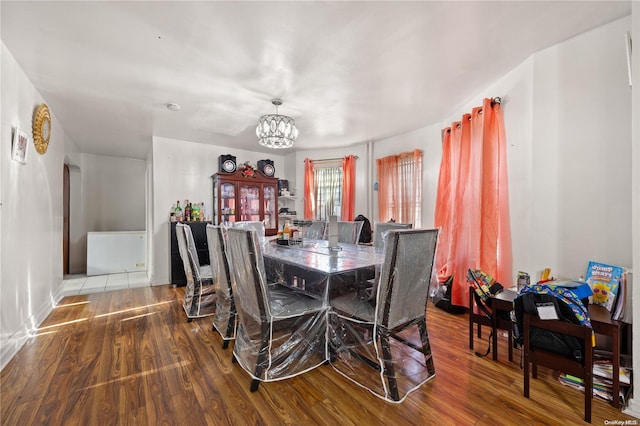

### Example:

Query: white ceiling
xmin=1 ymin=1 xmax=631 ymax=160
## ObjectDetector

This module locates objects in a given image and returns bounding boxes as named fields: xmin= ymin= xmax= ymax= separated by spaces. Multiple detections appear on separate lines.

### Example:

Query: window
xmin=376 ymin=149 xmax=422 ymax=227
xmin=303 ymin=156 xmax=356 ymax=221
xmin=313 ymin=165 xmax=342 ymax=221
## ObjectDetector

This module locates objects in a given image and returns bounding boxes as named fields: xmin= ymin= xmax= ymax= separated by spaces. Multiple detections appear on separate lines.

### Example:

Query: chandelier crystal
xmin=256 ymin=98 xmax=298 ymax=149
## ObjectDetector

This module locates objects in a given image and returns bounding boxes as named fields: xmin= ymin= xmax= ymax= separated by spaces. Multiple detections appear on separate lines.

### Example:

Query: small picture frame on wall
xmin=11 ymin=127 xmax=29 ymax=164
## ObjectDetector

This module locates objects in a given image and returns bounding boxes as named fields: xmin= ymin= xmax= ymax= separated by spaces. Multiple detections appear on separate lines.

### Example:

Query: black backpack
xmin=513 ymin=283 xmax=591 ymax=362
xmin=354 ymin=215 xmax=372 ymax=244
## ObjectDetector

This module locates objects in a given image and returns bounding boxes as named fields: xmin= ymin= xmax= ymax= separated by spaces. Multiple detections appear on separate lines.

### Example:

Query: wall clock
xmin=33 ymin=103 xmax=51 ymax=154
xmin=258 ymin=159 xmax=275 ymax=177
xmin=222 ymin=159 xmax=236 ymax=173
xmin=218 ymin=154 xmax=237 ymax=173
xmin=263 ymin=163 xmax=275 ymax=177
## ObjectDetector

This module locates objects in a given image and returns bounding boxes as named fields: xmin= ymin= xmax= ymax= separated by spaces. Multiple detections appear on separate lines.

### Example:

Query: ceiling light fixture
xmin=166 ymin=103 xmax=181 ymax=111
xmin=256 ymin=98 xmax=298 ymax=149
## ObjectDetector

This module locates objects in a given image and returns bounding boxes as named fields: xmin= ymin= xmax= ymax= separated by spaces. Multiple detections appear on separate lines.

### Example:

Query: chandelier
xmin=256 ymin=98 xmax=298 ymax=149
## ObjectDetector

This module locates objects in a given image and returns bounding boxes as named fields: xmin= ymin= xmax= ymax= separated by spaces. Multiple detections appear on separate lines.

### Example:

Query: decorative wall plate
xmin=33 ymin=103 xmax=51 ymax=154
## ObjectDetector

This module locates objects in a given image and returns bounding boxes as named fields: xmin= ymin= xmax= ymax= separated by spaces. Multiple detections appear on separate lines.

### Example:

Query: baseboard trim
xmin=0 ymin=286 xmax=64 ymax=371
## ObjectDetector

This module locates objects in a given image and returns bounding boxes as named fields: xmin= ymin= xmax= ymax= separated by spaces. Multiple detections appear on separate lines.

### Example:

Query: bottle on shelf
xmin=283 ymin=220 xmax=290 ymax=241
xmin=192 ymin=202 xmax=201 ymax=222
xmin=200 ymin=202 xmax=207 ymax=222
xmin=185 ymin=202 xmax=192 ymax=222
xmin=174 ymin=200 xmax=183 ymax=222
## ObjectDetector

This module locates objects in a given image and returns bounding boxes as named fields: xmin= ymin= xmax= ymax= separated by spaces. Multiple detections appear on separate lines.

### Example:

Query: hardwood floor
xmin=1 ymin=285 xmax=635 ymax=425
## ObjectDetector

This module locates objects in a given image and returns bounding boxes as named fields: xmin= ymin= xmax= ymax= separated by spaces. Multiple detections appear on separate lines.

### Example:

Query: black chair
xmin=523 ymin=312 xmax=594 ymax=423
xmin=206 ymin=224 xmax=236 ymax=348
xmin=225 ymin=227 xmax=327 ymax=392
xmin=329 ymin=228 xmax=439 ymax=402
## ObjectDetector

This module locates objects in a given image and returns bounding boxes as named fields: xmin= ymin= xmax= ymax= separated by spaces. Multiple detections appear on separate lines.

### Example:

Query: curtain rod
xmin=306 ymin=156 xmax=359 ymax=163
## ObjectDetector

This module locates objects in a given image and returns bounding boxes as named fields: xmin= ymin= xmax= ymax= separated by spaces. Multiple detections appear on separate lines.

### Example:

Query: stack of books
xmin=558 ymin=350 xmax=632 ymax=407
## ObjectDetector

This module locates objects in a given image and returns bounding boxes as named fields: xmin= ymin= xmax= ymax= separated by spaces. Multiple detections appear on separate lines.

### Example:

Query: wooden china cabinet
xmin=212 ymin=168 xmax=279 ymax=236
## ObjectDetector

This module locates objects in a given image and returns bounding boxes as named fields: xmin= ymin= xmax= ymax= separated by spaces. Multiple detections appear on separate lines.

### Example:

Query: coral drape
xmin=341 ymin=155 xmax=356 ymax=220
xmin=433 ymin=98 xmax=512 ymax=307
xmin=376 ymin=149 xmax=422 ymax=226
xmin=303 ymin=158 xmax=315 ymax=219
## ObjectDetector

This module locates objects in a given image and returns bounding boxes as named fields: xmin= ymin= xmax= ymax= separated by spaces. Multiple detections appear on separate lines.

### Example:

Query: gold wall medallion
xmin=33 ymin=103 xmax=51 ymax=154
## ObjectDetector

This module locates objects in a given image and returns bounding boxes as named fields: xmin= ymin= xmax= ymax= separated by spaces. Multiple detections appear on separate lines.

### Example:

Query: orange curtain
xmin=303 ymin=158 xmax=315 ymax=219
xmin=376 ymin=149 xmax=422 ymax=226
xmin=433 ymin=98 xmax=512 ymax=307
xmin=341 ymin=155 xmax=356 ymax=220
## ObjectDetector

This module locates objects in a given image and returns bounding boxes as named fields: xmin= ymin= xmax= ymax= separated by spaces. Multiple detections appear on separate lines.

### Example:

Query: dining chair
xmin=303 ymin=221 xmax=327 ymax=240
xmin=176 ymin=223 xmax=216 ymax=320
xmin=225 ymin=227 xmax=327 ymax=392
xmin=234 ymin=221 xmax=265 ymax=237
xmin=337 ymin=221 xmax=363 ymax=244
xmin=516 ymin=288 xmax=595 ymax=423
xmin=358 ymin=223 xmax=413 ymax=300
xmin=206 ymin=224 xmax=236 ymax=348
xmin=329 ymin=228 xmax=439 ymax=402
xmin=372 ymin=222 xmax=412 ymax=249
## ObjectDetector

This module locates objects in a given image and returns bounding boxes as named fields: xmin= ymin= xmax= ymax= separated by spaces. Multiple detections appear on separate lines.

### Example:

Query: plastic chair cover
xmin=303 ymin=221 xmax=327 ymax=240
xmin=373 ymin=223 xmax=412 ymax=249
xmin=329 ymin=228 xmax=439 ymax=402
xmin=206 ymin=225 xmax=236 ymax=345
xmin=176 ymin=223 xmax=216 ymax=319
xmin=234 ymin=221 xmax=265 ymax=237
xmin=225 ymin=228 xmax=328 ymax=386
xmin=337 ymin=221 xmax=363 ymax=244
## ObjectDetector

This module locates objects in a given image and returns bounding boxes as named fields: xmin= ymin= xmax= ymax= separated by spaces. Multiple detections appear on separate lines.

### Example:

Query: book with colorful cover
xmin=584 ymin=261 xmax=625 ymax=312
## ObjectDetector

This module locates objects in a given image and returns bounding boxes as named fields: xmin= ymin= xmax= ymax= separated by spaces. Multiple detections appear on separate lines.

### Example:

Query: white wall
xmin=1 ymin=43 xmax=65 ymax=369
xmin=150 ymin=136 xmax=286 ymax=285
xmin=626 ymin=2 xmax=639 ymax=419
xmin=371 ymin=17 xmax=631 ymax=284
xmin=533 ymin=17 xmax=632 ymax=279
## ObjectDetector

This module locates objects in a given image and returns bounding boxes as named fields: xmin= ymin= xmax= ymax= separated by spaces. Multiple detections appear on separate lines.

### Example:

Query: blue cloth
xmin=544 ymin=280 xmax=593 ymax=301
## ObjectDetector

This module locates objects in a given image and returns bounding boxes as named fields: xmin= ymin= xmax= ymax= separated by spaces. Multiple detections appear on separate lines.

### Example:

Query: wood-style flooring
xmin=1 ymin=285 xmax=636 ymax=425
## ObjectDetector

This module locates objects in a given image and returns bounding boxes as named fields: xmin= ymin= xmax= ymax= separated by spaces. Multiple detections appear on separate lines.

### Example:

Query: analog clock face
xmin=263 ymin=164 xmax=275 ymax=177
xmin=223 ymin=159 xmax=236 ymax=173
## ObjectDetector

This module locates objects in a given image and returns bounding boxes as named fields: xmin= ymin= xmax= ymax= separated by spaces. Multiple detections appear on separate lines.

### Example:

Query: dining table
xmin=260 ymin=238 xmax=386 ymax=305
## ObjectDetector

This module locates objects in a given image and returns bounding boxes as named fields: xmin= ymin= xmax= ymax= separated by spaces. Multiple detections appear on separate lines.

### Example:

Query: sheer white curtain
xmin=313 ymin=166 xmax=343 ymax=221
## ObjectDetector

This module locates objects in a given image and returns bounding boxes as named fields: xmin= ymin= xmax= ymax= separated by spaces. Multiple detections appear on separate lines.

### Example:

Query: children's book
xmin=584 ymin=261 xmax=625 ymax=312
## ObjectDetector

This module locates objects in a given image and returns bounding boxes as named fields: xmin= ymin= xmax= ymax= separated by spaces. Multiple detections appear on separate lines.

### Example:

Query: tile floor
xmin=62 ymin=271 xmax=150 ymax=296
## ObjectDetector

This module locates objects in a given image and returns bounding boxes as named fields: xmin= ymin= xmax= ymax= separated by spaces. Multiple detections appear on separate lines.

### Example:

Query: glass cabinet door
xmin=219 ymin=182 xmax=236 ymax=227
xmin=239 ymin=184 xmax=261 ymax=222
xmin=263 ymin=184 xmax=277 ymax=232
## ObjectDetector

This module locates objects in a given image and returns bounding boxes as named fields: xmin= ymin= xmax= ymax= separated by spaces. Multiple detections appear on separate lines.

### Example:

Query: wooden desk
xmin=468 ymin=287 xmax=515 ymax=361
xmin=471 ymin=288 xmax=621 ymax=409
